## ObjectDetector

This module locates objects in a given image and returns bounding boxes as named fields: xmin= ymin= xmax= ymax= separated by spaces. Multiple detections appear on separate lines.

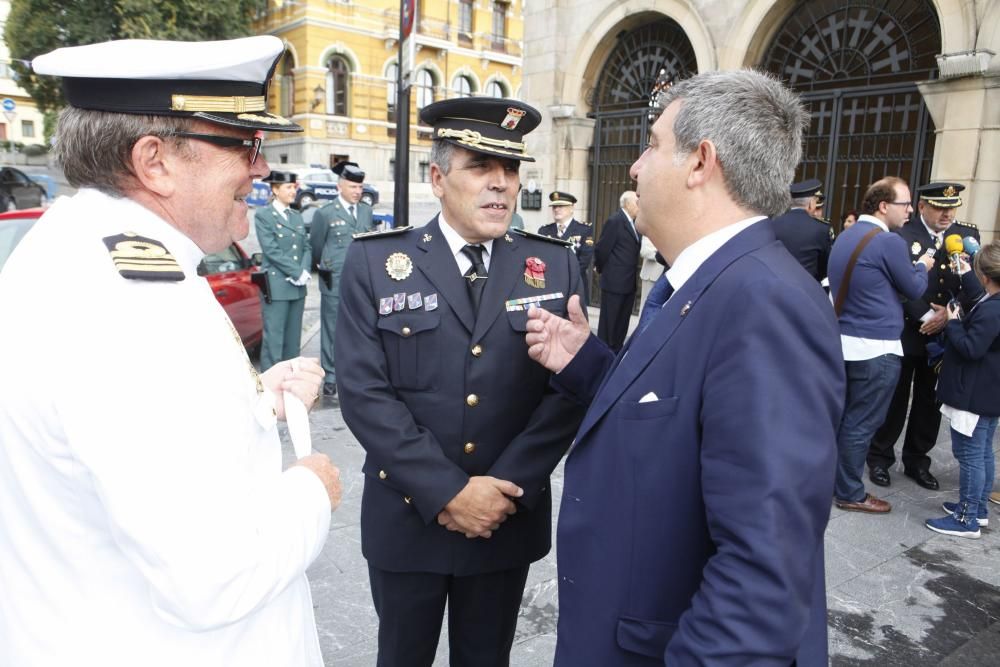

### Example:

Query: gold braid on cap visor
xmin=436 ymin=128 xmax=527 ymax=156
xmin=171 ymin=94 xmax=267 ymax=113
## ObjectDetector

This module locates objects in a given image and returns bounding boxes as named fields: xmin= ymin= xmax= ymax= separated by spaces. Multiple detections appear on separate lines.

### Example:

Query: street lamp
xmin=310 ymin=84 xmax=325 ymax=111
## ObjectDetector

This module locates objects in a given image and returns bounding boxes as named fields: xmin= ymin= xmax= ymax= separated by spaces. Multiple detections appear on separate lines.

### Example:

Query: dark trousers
xmin=597 ymin=290 xmax=636 ymax=352
xmin=868 ymin=353 xmax=942 ymax=472
xmin=319 ymin=284 xmax=339 ymax=384
xmin=368 ymin=564 xmax=530 ymax=667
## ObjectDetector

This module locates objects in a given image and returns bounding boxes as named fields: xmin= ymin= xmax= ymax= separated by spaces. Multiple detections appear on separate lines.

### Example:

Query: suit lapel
xmin=472 ymin=233 xmax=520 ymax=342
xmin=572 ymin=223 xmax=775 ymax=445
xmin=414 ymin=217 xmax=475 ymax=333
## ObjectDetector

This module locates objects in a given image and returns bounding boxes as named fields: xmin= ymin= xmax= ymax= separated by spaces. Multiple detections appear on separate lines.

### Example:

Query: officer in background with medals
xmin=539 ymin=190 xmax=595 ymax=304
xmin=310 ymin=160 xmax=374 ymax=397
xmin=869 ymin=182 xmax=983 ymax=490
xmin=334 ymin=97 xmax=587 ymax=666
xmin=0 ymin=36 xmax=340 ymax=667
xmin=255 ymin=170 xmax=310 ymax=371
xmin=769 ymin=178 xmax=833 ymax=282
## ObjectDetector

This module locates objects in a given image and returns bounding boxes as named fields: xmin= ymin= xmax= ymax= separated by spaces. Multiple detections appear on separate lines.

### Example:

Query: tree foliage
xmin=4 ymin=0 xmax=264 ymax=113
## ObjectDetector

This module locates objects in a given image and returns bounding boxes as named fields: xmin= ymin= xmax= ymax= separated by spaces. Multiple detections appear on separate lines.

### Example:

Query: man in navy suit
xmin=595 ymin=190 xmax=641 ymax=351
xmin=770 ymin=178 xmax=833 ymax=282
xmin=525 ymin=70 xmax=844 ymax=665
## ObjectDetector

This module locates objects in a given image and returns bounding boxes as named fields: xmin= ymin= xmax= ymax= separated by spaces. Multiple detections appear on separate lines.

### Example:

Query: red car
xmin=0 ymin=208 xmax=264 ymax=356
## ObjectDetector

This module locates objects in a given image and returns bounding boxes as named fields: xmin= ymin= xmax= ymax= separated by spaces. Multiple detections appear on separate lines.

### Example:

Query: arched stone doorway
xmin=586 ymin=17 xmax=697 ymax=302
xmin=761 ymin=0 xmax=942 ymax=230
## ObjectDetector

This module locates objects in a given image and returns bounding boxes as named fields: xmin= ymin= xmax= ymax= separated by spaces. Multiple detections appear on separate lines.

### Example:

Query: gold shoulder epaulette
xmin=581 ymin=220 xmax=592 ymax=226
xmin=957 ymin=220 xmax=978 ymax=230
xmin=102 ymin=232 xmax=185 ymax=281
xmin=511 ymin=227 xmax=573 ymax=247
xmin=353 ymin=225 xmax=413 ymax=240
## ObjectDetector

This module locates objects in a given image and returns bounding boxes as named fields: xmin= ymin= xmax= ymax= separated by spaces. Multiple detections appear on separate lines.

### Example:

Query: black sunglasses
xmin=173 ymin=130 xmax=263 ymax=165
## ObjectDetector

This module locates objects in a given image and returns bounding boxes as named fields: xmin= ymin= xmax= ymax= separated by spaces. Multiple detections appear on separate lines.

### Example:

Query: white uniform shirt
xmin=0 ymin=189 xmax=330 ymax=666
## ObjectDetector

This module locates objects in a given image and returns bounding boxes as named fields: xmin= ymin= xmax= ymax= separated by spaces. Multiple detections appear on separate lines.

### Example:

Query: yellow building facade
xmin=254 ymin=0 xmax=524 ymax=184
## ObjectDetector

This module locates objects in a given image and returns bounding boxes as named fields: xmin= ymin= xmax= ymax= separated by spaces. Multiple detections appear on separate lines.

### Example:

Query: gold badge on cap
xmin=911 ymin=241 xmax=922 ymax=255
xmin=943 ymin=185 xmax=957 ymax=197
xmin=386 ymin=252 xmax=413 ymax=281
xmin=501 ymin=107 xmax=526 ymax=130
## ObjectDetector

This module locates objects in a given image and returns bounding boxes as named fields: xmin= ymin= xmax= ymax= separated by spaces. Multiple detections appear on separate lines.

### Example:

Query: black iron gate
xmin=586 ymin=18 xmax=697 ymax=304
xmin=762 ymin=0 xmax=942 ymax=231
xmin=796 ymin=85 xmax=935 ymax=230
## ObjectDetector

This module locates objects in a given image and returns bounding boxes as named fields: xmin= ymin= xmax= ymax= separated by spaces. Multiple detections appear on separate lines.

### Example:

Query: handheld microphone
xmin=944 ymin=234 xmax=964 ymax=270
xmin=963 ymin=236 xmax=980 ymax=257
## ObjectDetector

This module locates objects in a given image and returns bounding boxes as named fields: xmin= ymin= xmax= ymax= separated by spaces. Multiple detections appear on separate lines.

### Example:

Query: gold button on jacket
xmin=466 ymin=394 xmax=479 ymax=407
xmin=464 ymin=442 xmax=476 ymax=454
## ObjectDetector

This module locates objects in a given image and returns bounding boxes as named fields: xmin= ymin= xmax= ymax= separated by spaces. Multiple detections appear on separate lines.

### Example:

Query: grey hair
xmin=658 ymin=70 xmax=809 ymax=217
xmin=973 ymin=239 xmax=1000 ymax=283
xmin=790 ymin=196 xmax=813 ymax=208
xmin=619 ymin=190 xmax=637 ymax=208
xmin=429 ymin=139 xmax=456 ymax=175
xmin=53 ymin=107 xmax=197 ymax=197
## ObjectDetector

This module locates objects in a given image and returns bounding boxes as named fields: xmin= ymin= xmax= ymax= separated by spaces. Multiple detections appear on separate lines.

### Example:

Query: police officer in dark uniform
xmin=868 ymin=182 xmax=983 ymax=490
xmin=769 ymin=178 xmax=833 ymax=282
xmin=310 ymin=161 xmax=374 ymax=396
xmin=539 ymin=191 xmax=594 ymax=304
xmin=334 ymin=97 xmax=586 ymax=666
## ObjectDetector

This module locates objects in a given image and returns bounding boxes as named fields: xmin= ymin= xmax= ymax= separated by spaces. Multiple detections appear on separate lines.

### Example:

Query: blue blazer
xmin=551 ymin=222 xmax=844 ymax=666
xmin=936 ymin=277 xmax=1000 ymax=417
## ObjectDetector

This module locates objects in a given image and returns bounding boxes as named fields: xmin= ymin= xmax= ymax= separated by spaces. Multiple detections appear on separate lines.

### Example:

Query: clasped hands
xmin=285 ymin=270 xmax=312 ymax=286
xmin=438 ymin=477 xmax=523 ymax=539
xmin=260 ymin=356 xmax=324 ymax=418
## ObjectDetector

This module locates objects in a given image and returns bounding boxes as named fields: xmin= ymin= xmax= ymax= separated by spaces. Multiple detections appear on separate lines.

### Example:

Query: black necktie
xmin=460 ymin=244 xmax=488 ymax=312
xmin=636 ymin=275 xmax=674 ymax=335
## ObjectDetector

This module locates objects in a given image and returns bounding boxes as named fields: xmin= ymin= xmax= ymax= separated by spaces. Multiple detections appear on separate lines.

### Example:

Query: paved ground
xmin=268 ymin=276 xmax=1000 ymax=666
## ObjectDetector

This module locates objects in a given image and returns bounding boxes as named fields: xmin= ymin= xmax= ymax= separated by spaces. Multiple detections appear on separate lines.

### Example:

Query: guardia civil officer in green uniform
xmin=310 ymin=161 xmax=374 ymax=397
xmin=254 ymin=170 xmax=310 ymax=371
xmin=334 ymin=98 xmax=587 ymax=666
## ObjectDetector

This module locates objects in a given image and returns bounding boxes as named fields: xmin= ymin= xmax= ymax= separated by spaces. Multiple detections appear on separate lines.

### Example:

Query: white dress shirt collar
xmin=919 ymin=215 xmax=943 ymax=242
xmin=272 ymin=200 xmax=290 ymax=219
xmin=665 ymin=216 xmax=766 ymax=295
xmin=437 ymin=213 xmax=494 ymax=274
xmin=856 ymin=214 xmax=889 ymax=232
xmin=338 ymin=195 xmax=356 ymax=214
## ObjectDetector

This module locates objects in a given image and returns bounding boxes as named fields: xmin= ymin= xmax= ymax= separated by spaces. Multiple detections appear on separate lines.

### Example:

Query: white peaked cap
xmin=32 ymin=35 xmax=301 ymax=133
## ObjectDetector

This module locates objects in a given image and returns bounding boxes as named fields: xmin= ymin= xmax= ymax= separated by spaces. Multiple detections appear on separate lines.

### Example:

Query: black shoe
xmin=869 ymin=465 xmax=891 ymax=487
xmin=322 ymin=382 xmax=337 ymax=397
xmin=904 ymin=468 xmax=939 ymax=490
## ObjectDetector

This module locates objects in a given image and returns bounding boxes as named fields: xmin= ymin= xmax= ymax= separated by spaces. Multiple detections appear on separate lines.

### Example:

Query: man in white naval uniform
xmin=0 ymin=37 xmax=341 ymax=667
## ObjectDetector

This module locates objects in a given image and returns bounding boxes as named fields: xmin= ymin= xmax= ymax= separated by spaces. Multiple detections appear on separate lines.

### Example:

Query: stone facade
xmin=521 ymin=0 xmax=1000 ymax=242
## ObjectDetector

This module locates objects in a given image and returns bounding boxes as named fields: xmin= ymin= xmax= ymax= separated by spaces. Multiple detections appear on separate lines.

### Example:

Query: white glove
xmin=286 ymin=270 xmax=312 ymax=286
